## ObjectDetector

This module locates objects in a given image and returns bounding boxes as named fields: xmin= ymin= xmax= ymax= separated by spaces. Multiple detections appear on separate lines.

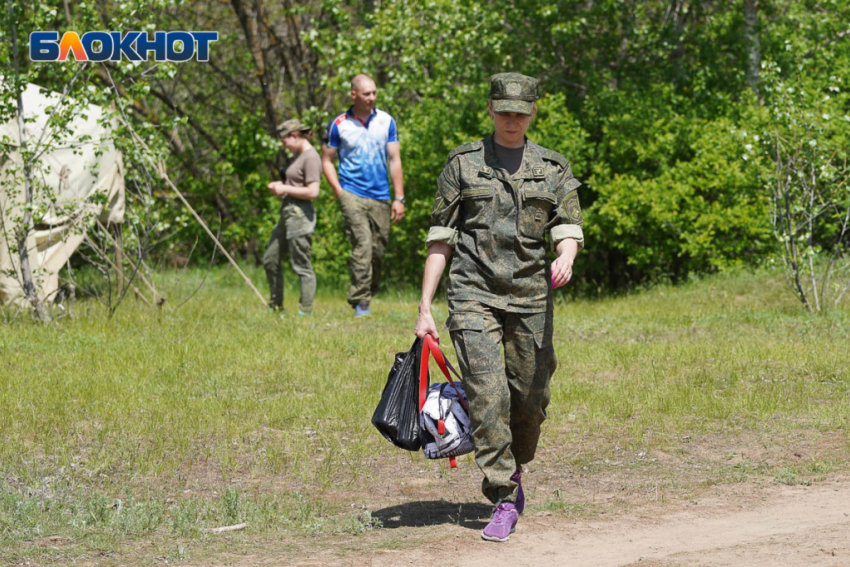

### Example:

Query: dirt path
xmin=356 ymin=481 xmax=850 ymax=567
xmin=191 ymin=481 xmax=850 ymax=567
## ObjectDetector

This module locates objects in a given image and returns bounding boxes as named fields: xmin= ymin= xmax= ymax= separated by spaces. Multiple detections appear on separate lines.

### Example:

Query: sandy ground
xmin=284 ymin=480 xmax=850 ymax=567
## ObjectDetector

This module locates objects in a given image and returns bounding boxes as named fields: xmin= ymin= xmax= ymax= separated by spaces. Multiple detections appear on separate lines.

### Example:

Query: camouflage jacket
xmin=426 ymin=135 xmax=584 ymax=312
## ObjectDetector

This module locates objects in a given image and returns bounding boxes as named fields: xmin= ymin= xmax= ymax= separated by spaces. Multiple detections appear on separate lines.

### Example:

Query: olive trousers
xmin=447 ymin=302 xmax=557 ymax=504
xmin=337 ymin=190 xmax=391 ymax=306
xmin=262 ymin=220 xmax=316 ymax=313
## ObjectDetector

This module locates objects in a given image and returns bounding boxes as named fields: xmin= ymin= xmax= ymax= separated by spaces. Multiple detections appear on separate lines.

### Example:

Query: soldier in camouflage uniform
xmin=414 ymin=73 xmax=584 ymax=542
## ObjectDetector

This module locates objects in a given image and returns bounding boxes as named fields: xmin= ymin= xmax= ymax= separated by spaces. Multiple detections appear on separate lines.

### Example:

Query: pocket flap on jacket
xmin=461 ymin=186 xmax=494 ymax=200
xmin=523 ymin=190 xmax=557 ymax=204
xmin=447 ymin=312 xmax=485 ymax=331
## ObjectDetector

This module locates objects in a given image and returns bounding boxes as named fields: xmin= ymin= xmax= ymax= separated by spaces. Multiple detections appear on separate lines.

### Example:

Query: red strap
xmin=437 ymin=419 xmax=445 ymax=435
xmin=423 ymin=335 xmax=469 ymax=412
xmin=419 ymin=337 xmax=431 ymax=412
xmin=419 ymin=336 xmax=466 ymax=471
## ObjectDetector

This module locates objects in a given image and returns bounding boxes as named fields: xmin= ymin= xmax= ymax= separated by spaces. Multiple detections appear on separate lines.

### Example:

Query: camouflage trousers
xmin=448 ymin=302 xmax=557 ymax=504
xmin=337 ymin=190 xmax=391 ymax=306
xmin=262 ymin=220 xmax=316 ymax=313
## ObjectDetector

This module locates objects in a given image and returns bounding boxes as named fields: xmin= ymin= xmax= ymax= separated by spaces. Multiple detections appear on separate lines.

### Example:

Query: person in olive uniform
xmin=264 ymin=119 xmax=321 ymax=315
xmin=414 ymin=73 xmax=584 ymax=542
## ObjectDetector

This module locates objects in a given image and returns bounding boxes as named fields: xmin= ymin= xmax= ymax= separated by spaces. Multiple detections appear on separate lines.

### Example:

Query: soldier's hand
xmin=551 ymin=253 xmax=574 ymax=289
xmin=391 ymin=200 xmax=405 ymax=224
xmin=267 ymin=181 xmax=286 ymax=196
xmin=414 ymin=308 xmax=438 ymax=341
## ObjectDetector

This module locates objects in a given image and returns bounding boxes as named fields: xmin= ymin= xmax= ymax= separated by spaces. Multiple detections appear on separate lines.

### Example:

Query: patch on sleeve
xmin=563 ymin=191 xmax=583 ymax=224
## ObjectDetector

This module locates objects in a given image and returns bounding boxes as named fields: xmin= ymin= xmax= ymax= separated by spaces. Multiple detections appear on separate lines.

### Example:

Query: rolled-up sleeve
xmin=425 ymin=158 xmax=462 ymax=248
xmin=546 ymin=166 xmax=585 ymax=252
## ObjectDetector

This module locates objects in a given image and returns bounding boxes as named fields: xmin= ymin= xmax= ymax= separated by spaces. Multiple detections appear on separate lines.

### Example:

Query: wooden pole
xmin=110 ymin=112 xmax=267 ymax=308
xmin=132 ymin=287 xmax=152 ymax=307
xmin=156 ymin=162 xmax=268 ymax=307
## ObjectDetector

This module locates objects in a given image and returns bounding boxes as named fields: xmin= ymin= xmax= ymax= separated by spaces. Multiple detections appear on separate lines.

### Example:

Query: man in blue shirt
xmin=322 ymin=74 xmax=405 ymax=317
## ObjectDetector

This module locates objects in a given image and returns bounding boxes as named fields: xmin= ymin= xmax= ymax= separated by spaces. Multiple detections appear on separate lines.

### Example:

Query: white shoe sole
xmin=481 ymin=527 xmax=516 ymax=542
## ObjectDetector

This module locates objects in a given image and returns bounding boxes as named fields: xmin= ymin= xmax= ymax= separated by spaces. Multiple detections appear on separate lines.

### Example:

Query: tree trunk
xmin=744 ymin=0 xmax=760 ymax=95
xmin=14 ymin=155 xmax=47 ymax=320
xmin=112 ymin=223 xmax=124 ymax=293
xmin=230 ymin=0 xmax=279 ymax=133
xmin=7 ymin=0 xmax=48 ymax=320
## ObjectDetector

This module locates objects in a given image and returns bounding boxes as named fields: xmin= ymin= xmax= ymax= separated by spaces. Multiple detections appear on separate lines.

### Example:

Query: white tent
xmin=0 ymin=82 xmax=125 ymax=307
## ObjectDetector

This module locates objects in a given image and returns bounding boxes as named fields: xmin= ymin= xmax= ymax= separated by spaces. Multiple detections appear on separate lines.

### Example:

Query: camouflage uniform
xmin=426 ymin=74 xmax=585 ymax=504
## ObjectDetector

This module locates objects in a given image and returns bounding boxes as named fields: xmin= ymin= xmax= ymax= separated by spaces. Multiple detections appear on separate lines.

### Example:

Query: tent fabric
xmin=0 ymin=82 xmax=125 ymax=306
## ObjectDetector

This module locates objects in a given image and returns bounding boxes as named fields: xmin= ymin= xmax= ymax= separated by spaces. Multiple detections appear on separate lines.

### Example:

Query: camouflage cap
xmin=277 ymin=118 xmax=311 ymax=138
xmin=489 ymin=73 xmax=539 ymax=115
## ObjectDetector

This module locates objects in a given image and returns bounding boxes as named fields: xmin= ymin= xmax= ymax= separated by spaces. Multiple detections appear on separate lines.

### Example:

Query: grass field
xmin=1 ymin=265 xmax=849 ymax=565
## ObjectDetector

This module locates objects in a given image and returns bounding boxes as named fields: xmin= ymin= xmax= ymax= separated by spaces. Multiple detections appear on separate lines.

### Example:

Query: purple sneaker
xmin=511 ymin=468 xmax=525 ymax=515
xmin=481 ymin=502 xmax=518 ymax=542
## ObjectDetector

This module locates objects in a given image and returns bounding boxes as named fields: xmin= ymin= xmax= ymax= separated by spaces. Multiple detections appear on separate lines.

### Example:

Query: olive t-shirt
xmin=281 ymin=145 xmax=321 ymax=238
xmin=285 ymin=145 xmax=321 ymax=188
xmin=493 ymin=141 xmax=525 ymax=175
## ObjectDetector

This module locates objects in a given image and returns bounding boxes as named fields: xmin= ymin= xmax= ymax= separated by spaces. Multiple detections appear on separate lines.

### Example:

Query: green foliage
xmin=5 ymin=0 xmax=850 ymax=295
xmin=588 ymin=116 xmax=770 ymax=285
xmin=217 ymin=112 xmax=282 ymax=250
xmin=530 ymin=93 xmax=593 ymax=178
xmin=754 ymin=61 xmax=850 ymax=310
xmin=304 ymin=0 xmax=508 ymax=289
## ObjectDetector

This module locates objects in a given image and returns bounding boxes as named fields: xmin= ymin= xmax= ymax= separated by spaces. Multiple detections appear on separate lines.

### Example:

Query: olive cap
xmin=489 ymin=73 xmax=539 ymax=115
xmin=277 ymin=118 xmax=311 ymax=138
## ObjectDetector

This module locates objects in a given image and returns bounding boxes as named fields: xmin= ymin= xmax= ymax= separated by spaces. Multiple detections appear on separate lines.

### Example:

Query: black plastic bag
xmin=371 ymin=337 xmax=428 ymax=451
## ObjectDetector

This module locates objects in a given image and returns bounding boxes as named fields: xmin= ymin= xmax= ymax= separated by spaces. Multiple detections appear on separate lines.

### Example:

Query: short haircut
xmin=351 ymin=74 xmax=375 ymax=92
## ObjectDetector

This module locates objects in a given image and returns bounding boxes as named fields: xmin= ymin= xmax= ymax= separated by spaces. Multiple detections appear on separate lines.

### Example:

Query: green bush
xmin=585 ymin=115 xmax=770 ymax=288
